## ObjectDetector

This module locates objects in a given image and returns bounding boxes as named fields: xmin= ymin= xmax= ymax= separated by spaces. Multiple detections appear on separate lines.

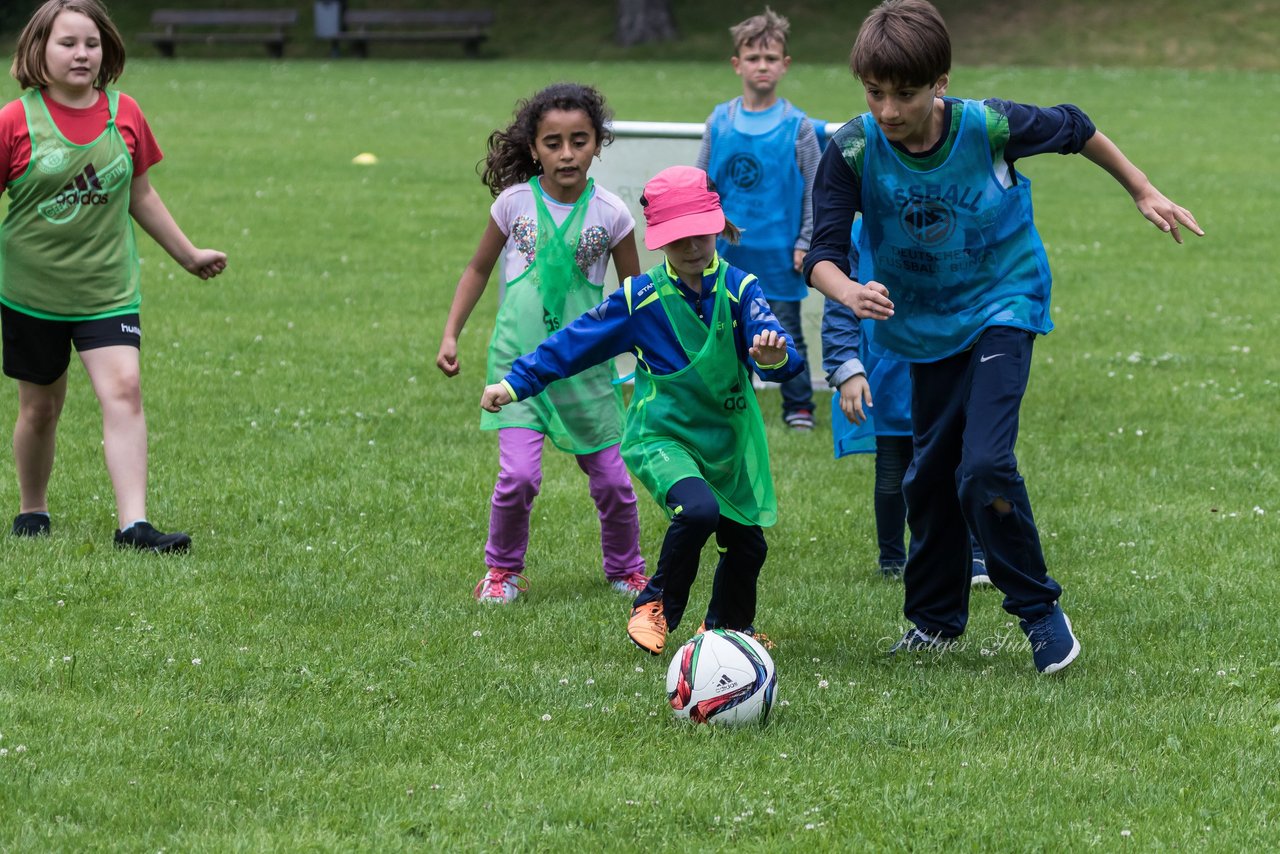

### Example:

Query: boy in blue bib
xmin=804 ymin=0 xmax=1202 ymax=674
xmin=697 ymin=8 xmax=821 ymax=431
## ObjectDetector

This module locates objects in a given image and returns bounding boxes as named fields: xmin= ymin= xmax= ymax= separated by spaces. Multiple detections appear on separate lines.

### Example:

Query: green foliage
xmin=0 ymin=59 xmax=1277 ymax=849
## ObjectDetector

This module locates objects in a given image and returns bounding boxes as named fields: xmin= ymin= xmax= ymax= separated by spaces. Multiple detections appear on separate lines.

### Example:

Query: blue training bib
xmin=706 ymin=98 xmax=808 ymax=302
xmin=859 ymin=99 xmax=1053 ymax=362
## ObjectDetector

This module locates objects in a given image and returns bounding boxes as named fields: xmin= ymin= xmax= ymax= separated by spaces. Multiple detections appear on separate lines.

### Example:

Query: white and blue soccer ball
xmin=665 ymin=629 xmax=776 ymax=726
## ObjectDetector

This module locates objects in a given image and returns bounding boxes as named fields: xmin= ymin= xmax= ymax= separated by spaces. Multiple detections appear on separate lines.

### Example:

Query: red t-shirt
xmin=0 ymin=89 xmax=162 ymax=195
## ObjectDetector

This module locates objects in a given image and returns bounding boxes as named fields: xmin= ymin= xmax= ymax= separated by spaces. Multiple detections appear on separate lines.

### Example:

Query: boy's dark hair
xmin=11 ymin=0 xmax=127 ymax=91
xmin=481 ymin=82 xmax=614 ymax=198
xmin=849 ymin=0 xmax=951 ymax=88
xmin=729 ymin=7 xmax=790 ymax=55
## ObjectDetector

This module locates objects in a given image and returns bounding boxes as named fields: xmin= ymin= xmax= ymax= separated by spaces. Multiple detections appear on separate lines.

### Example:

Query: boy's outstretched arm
xmin=1082 ymin=131 xmax=1204 ymax=244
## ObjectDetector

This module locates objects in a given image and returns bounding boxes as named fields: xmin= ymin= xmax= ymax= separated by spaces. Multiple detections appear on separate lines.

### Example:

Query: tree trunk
xmin=615 ymin=0 xmax=677 ymax=47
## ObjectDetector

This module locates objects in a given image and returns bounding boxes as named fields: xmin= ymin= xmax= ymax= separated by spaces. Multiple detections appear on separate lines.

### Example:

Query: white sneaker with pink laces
xmin=474 ymin=568 xmax=528 ymax=604
xmin=609 ymin=570 xmax=649 ymax=597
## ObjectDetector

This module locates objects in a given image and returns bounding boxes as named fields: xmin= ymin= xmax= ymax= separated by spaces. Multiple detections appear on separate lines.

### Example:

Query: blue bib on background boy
xmin=706 ymin=98 xmax=807 ymax=302
xmin=859 ymin=99 xmax=1053 ymax=362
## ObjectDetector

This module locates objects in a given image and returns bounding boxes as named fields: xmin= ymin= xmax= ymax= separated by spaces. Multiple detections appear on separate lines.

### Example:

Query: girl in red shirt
xmin=1 ymin=0 xmax=226 ymax=552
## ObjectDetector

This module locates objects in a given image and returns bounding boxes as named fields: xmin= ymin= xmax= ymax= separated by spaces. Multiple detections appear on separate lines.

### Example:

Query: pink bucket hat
xmin=641 ymin=166 xmax=726 ymax=251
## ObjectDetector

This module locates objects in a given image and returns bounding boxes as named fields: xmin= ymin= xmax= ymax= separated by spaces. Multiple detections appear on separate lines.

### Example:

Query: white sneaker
xmin=473 ymin=568 xmax=528 ymax=604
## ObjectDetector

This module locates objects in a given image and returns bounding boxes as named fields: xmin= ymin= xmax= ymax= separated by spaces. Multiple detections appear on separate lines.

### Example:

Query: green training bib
xmin=0 ymin=89 xmax=139 ymax=320
xmin=481 ymin=178 xmax=623 ymax=453
xmin=620 ymin=263 xmax=776 ymax=527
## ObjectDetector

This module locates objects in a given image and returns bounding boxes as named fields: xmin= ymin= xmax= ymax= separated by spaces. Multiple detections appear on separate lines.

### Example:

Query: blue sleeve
xmin=504 ymin=287 xmax=634 ymax=400
xmin=735 ymin=275 xmax=805 ymax=383
xmin=803 ymin=142 xmax=860 ymax=284
xmin=821 ymin=298 xmax=865 ymax=388
xmin=985 ymin=98 xmax=1096 ymax=160
xmin=820 ymin=220 xmax=866 ymax=387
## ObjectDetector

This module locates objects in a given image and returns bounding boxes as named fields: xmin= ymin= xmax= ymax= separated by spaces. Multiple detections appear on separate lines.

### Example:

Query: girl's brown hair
xmin=481 ymin=82 xmax=614 ymax=199
xmin=10 ymin=0 xmax=127 ymax=91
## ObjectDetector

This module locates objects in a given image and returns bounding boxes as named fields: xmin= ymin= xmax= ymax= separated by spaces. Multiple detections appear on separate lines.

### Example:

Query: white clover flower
xmin=472 ymin=630 xmax=482 ymax=637
xmin=540 ymin=714 xmax=551 ymax=722
xmin=192 ymin=658 xmax=202 ymax=666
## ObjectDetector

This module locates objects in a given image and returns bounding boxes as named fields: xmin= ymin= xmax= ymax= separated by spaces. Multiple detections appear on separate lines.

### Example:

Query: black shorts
xmin=2 ymin=305 xmax=141 ymax=385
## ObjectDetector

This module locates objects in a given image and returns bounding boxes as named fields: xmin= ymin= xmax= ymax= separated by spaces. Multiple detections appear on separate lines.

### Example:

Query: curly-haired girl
xmin=437 ymin=82 xmax=648 ymax=604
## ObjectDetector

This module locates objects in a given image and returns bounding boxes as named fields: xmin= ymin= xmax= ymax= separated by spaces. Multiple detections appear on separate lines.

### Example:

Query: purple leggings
xmin=485 ymin=427 xmax=646 ymax=579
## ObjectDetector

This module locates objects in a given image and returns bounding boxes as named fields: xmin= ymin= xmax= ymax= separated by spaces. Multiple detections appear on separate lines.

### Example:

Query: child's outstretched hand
xmin=480 ymin=383 xmax=512 ymax=413
xmin=749 ymin=329 xmax=789 ymax=367
xmin=1133 ymin=184 xmax=1204 ymax=244
xmin=838 ymin=374 xmax=873 ymax=424
xmin=186 ymin=248 xmax=227 ymax=280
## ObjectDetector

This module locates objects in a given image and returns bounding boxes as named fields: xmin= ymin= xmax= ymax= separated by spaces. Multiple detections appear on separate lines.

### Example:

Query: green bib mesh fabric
xmin=481 ymin=178 xmax=623 ymax=453
xmin=0 ymin=89 xmax=139 ymax=320
xmin=620 ymin=263 xmax=776 ymax=527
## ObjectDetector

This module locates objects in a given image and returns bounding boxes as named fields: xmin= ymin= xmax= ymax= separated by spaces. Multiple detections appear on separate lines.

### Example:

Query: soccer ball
xmin=666 ymin=629 xmax=777 ymax=726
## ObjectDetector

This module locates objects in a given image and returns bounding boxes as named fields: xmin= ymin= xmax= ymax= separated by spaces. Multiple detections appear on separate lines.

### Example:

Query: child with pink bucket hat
xmin=482 ymin=165 xmax=804 ymax=655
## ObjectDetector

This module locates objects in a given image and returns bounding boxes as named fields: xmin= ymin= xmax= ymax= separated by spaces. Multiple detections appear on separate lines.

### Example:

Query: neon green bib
xmin=481 ymin=178 xmax=623 ymax=453
xmin=620 ymin=263 xmax=776 ymax=527
xmin=0 ymin=89 xmax=139 ymax=319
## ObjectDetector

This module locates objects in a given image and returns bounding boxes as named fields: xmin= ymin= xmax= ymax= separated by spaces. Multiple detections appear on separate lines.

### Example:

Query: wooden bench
xmin=139 ymin=9 xmax=299 ymax=58
xmin=332 ymin=10 xmax=495 ymax=58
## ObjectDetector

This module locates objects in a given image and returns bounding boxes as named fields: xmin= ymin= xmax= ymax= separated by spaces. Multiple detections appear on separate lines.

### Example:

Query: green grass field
xmin=0 ymin=59 xmax=1276 ymax=849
